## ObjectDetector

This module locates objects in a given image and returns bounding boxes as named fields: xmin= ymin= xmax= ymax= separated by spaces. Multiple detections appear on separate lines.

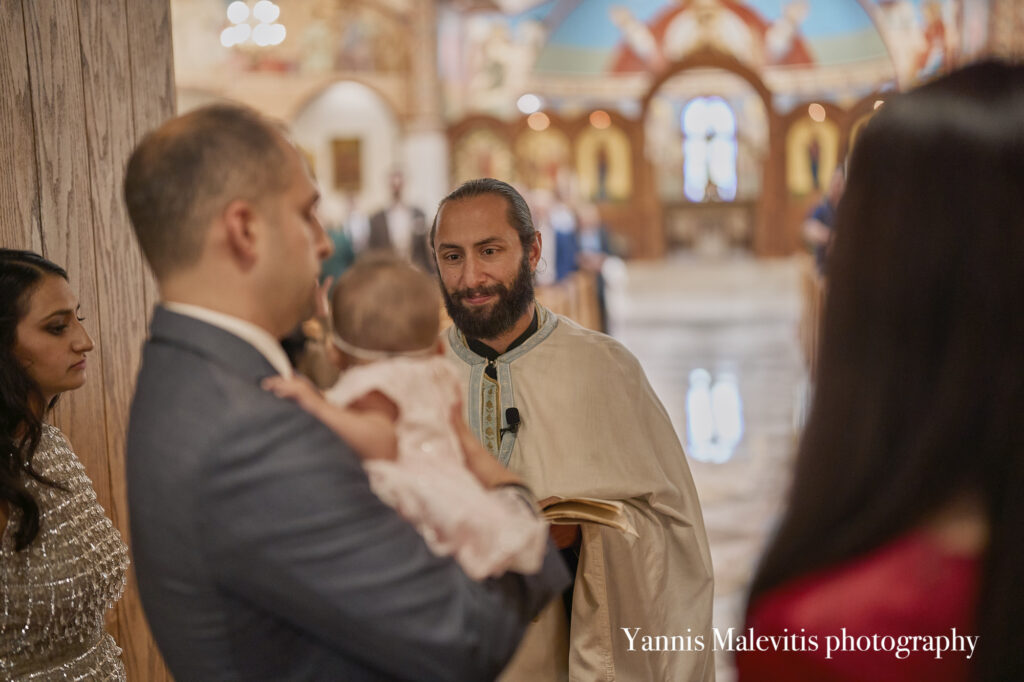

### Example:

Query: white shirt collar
xmin=163 ymin=302 xmax=294 ymax=378
xmin=386 ymin=204 xmax=414 ymax=259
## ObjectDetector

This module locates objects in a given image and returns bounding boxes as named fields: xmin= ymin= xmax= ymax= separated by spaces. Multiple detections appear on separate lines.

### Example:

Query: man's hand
xmin=802 ymin=218 xmax=831 ymax=247
xmin=263 ymin=376 xmax=398 ymax=461
xmin=263 ymin=375 xmax=328 ymax=418
xmin=549 ymin=524 xmax=581 ymax=550
xmin=536 ymin=497 xmax=582 ymax=549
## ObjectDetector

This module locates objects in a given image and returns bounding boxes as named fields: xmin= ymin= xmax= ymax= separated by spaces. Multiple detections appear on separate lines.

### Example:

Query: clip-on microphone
xmin=500 ymin=407 xmax=521 ymax=435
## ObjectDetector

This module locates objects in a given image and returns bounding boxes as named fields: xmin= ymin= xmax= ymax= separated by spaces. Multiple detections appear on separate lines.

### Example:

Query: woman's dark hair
xmin=0 ymin=249 xmax=69 ymax=551
xmin=749 ymin=60 xmax=1024 ymax=681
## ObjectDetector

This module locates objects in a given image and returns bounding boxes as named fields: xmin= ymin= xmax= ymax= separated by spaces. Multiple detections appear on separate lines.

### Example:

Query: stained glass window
xmin=682 ymin=96 xmax=738 ymax=202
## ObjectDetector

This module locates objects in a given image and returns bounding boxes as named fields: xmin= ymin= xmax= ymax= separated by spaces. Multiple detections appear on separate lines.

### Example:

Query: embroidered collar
xmin=448 ymin=304 xmax=558 ymax=367
xmin=466 ymin=308 xmax=539 ymax=361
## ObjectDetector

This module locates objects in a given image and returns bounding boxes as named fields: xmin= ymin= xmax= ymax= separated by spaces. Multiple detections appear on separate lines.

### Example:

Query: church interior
xmin=3 ymin=0 xmax=1023 ymax=679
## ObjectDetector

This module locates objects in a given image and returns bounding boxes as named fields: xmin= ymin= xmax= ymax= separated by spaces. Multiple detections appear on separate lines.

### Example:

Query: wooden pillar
xmin=404 ymin=0 xmax=450 ymax=210
xmin=0 ymin=1 xmax=174 ymax=679
xmin=756 ymin=112 xmax=788 ymax=256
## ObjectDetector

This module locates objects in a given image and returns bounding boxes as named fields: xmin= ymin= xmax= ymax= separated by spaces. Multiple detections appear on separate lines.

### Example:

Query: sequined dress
xmin=1 ymin=424 xmax=129 ymax=680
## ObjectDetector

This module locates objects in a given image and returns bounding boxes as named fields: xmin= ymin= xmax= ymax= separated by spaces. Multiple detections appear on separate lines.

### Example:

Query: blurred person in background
xmin=547 ymin=188 xmax=579 ymax=283
xmin=802 ymin=165 xmax=845 ymax=277
xmin=739 ymin=60 xmax=1024 ymax=682
xmin=576 ymin=202 xmax=616 ymax=333
xmin=341 ymin=189 xmax=371 ymax=257
xmin=318 ymin=193 xmax=356 ymax=287
xmin=368 ymin=169 xmax=433 ymax=272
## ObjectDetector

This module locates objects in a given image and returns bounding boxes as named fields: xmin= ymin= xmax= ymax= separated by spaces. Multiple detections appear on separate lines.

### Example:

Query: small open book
xmin=540 ymin=497 xmax=638 ymax=536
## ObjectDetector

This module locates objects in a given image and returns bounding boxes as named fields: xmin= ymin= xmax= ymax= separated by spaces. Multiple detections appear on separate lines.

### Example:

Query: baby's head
xmin=330 ymin=253 xmax=440 ymax=366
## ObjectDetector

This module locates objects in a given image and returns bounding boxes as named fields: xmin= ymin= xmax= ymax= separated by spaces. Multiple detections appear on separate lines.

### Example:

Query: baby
xmin=266 ymin=255 xmax=548 ymax=580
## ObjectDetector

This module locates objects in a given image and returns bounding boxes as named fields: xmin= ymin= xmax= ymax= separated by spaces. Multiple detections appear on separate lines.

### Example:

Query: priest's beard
xmin=442 ymin=253 xmax=534 ymax=341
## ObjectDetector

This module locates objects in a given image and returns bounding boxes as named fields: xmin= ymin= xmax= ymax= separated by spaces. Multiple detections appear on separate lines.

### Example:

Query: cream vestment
xmin=445 ymin=306 xmax=715 ymax=681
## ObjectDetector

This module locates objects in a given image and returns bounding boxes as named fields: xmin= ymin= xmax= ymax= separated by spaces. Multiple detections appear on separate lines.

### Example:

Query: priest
xmin=431 ymin=178 xmax=715 ymax=681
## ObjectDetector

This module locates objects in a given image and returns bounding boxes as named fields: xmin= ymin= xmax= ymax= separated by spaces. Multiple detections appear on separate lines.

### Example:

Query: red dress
xmin=737 ymin=531 xmax=978 ymax=682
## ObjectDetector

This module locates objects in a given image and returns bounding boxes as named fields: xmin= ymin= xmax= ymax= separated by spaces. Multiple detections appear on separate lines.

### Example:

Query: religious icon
xmin=453 ymin=127 xmax=514 ymax=185
xmin=331 ymin=138 xmax=362 ymax=191
xmin=576 ymin=126 xmax=633 ymax=202
xmin=786 ymin=118 xmax=839 ymax=196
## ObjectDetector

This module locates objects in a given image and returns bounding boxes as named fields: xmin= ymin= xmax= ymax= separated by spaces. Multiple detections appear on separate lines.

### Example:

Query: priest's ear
xmin=528 ymin=231 xmax=542 ymax=271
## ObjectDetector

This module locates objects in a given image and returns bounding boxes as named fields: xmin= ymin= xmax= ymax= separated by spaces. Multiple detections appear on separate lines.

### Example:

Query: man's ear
xmin=222 ymin=199 xmax=260 ymax=269
xmin=528 ymin=232 xmax=542 ymax=271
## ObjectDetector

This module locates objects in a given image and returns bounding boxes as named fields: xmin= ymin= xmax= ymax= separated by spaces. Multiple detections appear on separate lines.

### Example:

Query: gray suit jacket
xmin=126 ymin=308 xmax=569 ymax=681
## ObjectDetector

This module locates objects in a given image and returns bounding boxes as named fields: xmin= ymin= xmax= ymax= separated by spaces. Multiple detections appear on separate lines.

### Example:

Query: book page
xmin=541 ymin=497 xmax=638 ymax=536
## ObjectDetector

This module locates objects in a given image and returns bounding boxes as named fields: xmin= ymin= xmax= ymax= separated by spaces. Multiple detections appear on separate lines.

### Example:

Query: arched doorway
xmin=641 ymin=50 xmax=783 ymax=256
xmin=290 ymin=80 xmax=402 ymax=228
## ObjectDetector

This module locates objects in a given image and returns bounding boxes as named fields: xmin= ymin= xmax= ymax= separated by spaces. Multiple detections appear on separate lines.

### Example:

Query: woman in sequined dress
xmin=1 ymin=249 xmax=129 ymax=680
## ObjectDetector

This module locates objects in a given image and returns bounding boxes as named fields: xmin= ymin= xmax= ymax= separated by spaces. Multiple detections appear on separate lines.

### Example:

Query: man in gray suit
xmin=123 ymin=104 xmax=568 ymax=681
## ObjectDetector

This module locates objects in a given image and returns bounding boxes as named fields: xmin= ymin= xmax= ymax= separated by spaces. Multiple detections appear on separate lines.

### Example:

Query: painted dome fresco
xmin=444 ymin=0 xmax=987 ymax=76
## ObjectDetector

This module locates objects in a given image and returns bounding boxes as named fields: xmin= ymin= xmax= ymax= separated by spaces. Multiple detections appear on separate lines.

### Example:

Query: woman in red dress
xmin=739 ymin=60 xmax=1024 ymax=682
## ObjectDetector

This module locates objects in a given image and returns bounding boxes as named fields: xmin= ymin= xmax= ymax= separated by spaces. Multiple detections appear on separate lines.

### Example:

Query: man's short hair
xmin=123 ymin=104 xmax=291 ymax=278
xmin=331 ymin=253 xmax=440 ymax=354
xmin=429 ymin=178 xmax=536 ymax=256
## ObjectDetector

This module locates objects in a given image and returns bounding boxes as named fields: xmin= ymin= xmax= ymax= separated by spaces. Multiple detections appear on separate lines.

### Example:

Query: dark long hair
xmin=0 ymin=249 xmax=69 ymax=550
xmin=749 ymin=61 xmax=1024 ymax=681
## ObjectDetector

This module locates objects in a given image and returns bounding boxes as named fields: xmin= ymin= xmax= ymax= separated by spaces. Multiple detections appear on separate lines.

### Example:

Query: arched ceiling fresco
xmin=439 ymin=0 xmax=988 ymax=117
xmin=453 ymin=0 xmax=887 ymax=74
xmin=170 ymin=0 xmax=991 ymax=121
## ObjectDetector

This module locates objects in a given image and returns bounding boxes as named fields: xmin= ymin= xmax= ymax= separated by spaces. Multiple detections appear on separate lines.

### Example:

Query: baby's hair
xmin=331 ymin=252 xmax=440 ymax=355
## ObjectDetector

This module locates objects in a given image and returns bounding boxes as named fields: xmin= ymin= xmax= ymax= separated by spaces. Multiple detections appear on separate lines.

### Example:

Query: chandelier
xmin=220 ymin=1 xmax=286 ymax=48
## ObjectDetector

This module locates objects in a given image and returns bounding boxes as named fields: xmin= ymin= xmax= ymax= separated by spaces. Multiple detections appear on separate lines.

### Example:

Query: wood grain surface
xmin=5 ymin=0 xmax=174 ymax=677
xmin=0 ymin=0 xmax=42 ymax=251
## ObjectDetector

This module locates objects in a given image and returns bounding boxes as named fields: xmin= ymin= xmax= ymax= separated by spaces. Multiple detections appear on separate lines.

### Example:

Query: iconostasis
xmin=171 ymin=0 xmax=998 ymax=257
xmin=439 ymin=0 xmax=990 ymax=256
